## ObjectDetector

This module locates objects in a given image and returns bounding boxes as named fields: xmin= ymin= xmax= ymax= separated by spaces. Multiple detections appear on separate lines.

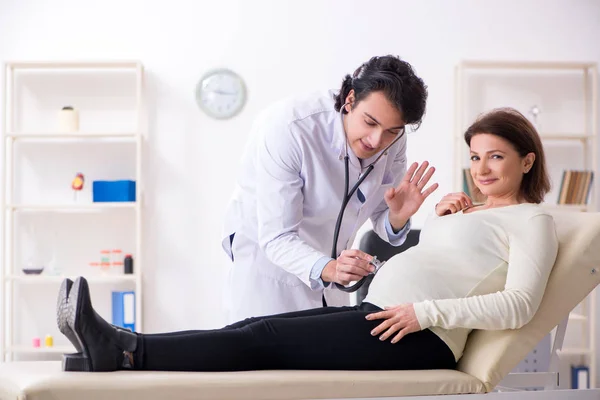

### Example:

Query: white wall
xmin=1 ymin=0 xmax=600 ymax=383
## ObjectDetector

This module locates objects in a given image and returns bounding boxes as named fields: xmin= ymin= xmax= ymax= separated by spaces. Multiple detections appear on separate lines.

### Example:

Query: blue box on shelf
xmin=92 ymin=180 xmax=136 ymax=202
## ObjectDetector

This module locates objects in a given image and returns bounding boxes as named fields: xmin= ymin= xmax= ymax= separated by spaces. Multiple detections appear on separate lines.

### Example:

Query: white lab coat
xmin=221 ymin=90 xmax=409 ymax=323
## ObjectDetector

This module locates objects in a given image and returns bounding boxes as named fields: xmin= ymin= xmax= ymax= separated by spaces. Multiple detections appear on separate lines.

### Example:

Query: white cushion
xmin=0 ymin=361 xmax=485 ymax=400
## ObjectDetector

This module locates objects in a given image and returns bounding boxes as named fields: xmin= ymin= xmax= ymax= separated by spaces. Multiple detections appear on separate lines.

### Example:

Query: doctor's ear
xmin=344 ymin=90 xmax=355 ymax=112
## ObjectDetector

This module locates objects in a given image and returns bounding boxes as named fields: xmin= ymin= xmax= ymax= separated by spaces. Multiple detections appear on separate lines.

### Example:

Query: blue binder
xmin=571 ymin=365 xmax=589 ymax=389
xmin=112 ymin=291 xmax=136 ymax=332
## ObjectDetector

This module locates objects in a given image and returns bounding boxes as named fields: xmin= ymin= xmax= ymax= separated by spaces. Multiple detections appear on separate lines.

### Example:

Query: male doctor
xmin=222 ymin=55 xmax=437 ymax=322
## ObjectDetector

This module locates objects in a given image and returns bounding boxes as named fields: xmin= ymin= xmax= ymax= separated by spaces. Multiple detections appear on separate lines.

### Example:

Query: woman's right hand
xmin=321 ymin=249 xmax=375 ymax=286
xmin=435 ymin=192 xmax=473 ymax=216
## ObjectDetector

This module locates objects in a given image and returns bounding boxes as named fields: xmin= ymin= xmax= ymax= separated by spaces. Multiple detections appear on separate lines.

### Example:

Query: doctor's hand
xmin=321 ymin=249 xmax=374 ymax=286
xmin=365 ymin=304 xmax=421 ymax=344
xmin=435 ymin=192 xmax=473 ymax=216
xmin=386 ymin=162 xmax=438 ymax=231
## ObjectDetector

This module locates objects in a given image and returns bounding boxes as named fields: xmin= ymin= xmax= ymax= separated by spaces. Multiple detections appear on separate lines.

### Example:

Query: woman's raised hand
xmin=435 ymin=192 xmax=473 ymax=216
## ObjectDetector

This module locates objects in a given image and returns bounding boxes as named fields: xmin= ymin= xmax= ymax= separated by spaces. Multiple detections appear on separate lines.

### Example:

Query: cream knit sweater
xmin=364 ymin=203 xmax=559 ymax=361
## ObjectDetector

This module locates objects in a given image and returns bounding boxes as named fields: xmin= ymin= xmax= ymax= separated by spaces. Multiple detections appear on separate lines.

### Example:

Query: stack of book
xmin=557 ymin=170 xmax=594 ymax=205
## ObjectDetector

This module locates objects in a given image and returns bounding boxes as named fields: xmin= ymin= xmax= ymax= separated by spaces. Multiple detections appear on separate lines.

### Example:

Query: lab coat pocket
xmin=381 ymin=170 xmax=396 ymax=186
xmin=365 ymin=181 xmax=394 ymax=209
xmin=222 ymin=196 xmax=244 ymax=261
xmin=221 ymin=233 xmax=235 ymax=261
xmin=364 ymin=171 xmax=395 ymax=206
xmin=372 ymin=168 xmax=401 ymax=205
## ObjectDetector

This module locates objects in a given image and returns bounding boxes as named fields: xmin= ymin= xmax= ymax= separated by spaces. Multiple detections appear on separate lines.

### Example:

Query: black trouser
xmin=135 ymin=302 xmax=456 ymax=372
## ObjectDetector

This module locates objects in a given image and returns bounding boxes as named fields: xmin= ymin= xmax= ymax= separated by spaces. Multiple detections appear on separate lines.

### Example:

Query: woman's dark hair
xmin=333 ymin=55 xmax=428 ymax=129
xmin=464 ymin=108 xmax=551 ymax=204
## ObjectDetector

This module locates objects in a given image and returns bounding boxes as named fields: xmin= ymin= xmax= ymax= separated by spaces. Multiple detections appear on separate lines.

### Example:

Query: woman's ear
xmin=523 ymin=152 xmax=536 ymax=173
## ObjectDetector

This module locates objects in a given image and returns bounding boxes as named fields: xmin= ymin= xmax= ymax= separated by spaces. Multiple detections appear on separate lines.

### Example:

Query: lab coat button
xmin=339 ymin=155 xmax=343 ymax=160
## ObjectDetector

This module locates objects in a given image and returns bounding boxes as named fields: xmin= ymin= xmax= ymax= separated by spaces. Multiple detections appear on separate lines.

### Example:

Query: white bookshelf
xmin=454 ymin=60 xmax=598 ymax=388
xmin=1 ymin=60 xmax=145 ymax=361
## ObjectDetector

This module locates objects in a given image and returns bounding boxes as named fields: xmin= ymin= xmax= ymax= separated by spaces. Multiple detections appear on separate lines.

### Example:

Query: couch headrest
xmin=457 ymin=209 xmax=600 ymax=391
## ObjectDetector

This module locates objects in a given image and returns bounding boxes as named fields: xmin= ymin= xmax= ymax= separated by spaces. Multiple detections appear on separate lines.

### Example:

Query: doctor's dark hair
xmin=334 ymin=55 xmax=428 ymax=129
xmin=464 ymin=108 xmax=551 ymax=204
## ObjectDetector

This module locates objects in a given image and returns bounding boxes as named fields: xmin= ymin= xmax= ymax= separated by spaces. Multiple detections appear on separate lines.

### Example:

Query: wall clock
xmin=195 ymin=68 xmax=247 ymax=119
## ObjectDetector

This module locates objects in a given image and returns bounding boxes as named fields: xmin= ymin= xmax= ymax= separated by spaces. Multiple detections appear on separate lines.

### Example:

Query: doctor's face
xmin=343 ymin=90 xmax=405 ymax=160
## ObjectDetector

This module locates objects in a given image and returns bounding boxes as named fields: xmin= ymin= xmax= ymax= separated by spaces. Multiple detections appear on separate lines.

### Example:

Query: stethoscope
xmin=331 ymin=103 xmax=407 ymax=293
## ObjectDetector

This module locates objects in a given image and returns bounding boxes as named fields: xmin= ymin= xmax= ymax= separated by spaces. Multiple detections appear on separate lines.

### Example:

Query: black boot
xmin=61 ymin=276 xmax=138 ymax=372
xmin=57 ymin=278 xmax=137 ymax=371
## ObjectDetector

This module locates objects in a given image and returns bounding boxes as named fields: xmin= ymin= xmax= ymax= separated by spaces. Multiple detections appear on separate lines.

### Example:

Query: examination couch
xmin=1 ymin=209 xmax=600 ymax=400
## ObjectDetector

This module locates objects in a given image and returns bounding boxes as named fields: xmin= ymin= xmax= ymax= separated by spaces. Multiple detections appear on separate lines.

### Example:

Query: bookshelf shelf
xmin=542 ymin=204 xmax=591 ymax=212
xmin=454 ymin=60 xmax=598 ymax=388
xmin=5 ymin=345 xmax=75 ymax=354
xmin=459 ymin=60 xmax=596 ymax=70
xmin=6 ymin=132 xmax=139 ymax=140
xmin=569 ymin=313 xmax=589 ymax=322
xmin=6 ymin=61 xmax=141 ymax=70
xmin=558 ymin=348 xmax=594 ymax=356
xmin=539 ymin=134 xmax=593 ymax=141
xmin=5 ymin=274 xmax=137 ymax=284
xmin=5 ymin=203 xmax=138 ymax=213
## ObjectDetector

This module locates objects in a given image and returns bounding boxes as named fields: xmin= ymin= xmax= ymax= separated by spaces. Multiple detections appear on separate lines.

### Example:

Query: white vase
xmin=58 ymin=107 xmax=79 ymax=132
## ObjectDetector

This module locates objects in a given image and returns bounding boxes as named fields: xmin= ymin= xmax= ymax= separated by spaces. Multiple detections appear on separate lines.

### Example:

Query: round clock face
xmin=195 ymin=69 xmax=246 ymax=119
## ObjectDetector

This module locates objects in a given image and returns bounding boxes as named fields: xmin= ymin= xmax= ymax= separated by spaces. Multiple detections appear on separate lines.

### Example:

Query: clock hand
xmin=209 ymin=90 xmax=238 ymax=95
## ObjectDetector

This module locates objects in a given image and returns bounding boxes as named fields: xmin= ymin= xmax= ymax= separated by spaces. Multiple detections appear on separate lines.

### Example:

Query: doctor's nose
xmin=367 ymin=130 xmax=384 ymax=148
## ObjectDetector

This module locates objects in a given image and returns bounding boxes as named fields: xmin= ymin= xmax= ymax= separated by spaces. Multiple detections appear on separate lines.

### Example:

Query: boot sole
xmin=57 ymin=279 xmax=83 ymax=353
xmin=58 ymin=279 xmax=94 ymax=370
xmin=62 ymin=278 xmax=93 ymax=372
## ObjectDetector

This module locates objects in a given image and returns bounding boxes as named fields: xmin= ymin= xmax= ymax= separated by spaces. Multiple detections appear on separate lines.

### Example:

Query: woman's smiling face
xmin=469 ymin=133 xmax=535 ymax=202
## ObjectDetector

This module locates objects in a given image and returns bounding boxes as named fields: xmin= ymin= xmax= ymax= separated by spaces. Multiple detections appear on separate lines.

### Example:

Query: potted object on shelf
xmin=528 ymin=104 xmax=541 ymax=129
xmin=22 ymin=255 xmax=44 ymax=275
xmin=22 ymin=267 xmax=44 ymax=275
xmin=58 ymin=106 xmax=79 ymax=132
xmin=124 ymin=254 xmax=134 ymax=274
xmin=71 ymin=172 xmax=85 ymax=202
xmin=22 ymin=264 xmax=44 ymax=275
